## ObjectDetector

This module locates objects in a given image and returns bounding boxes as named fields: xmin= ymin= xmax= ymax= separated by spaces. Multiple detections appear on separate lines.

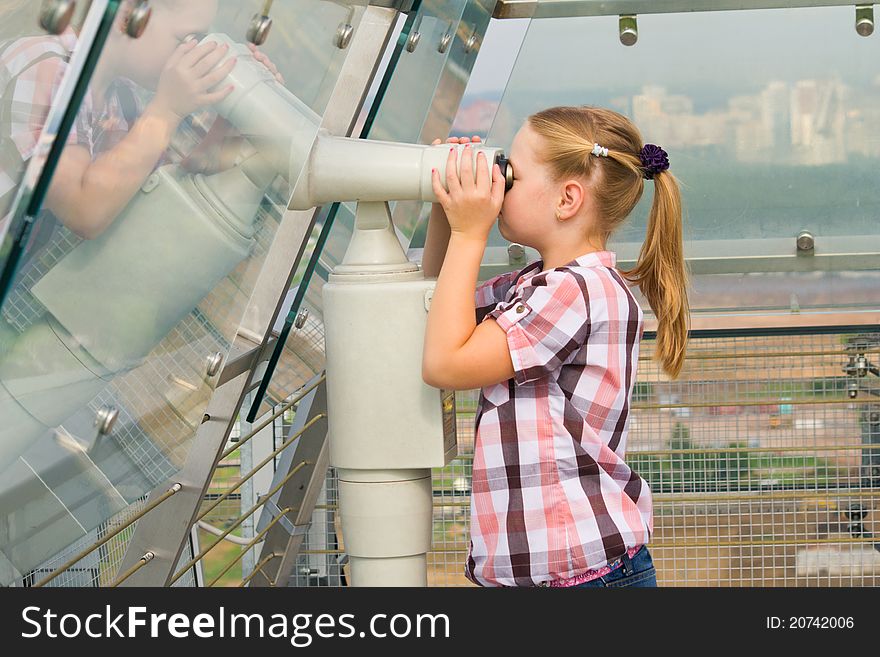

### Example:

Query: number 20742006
xmin=766 ymin=617 xmax=854 ymax=629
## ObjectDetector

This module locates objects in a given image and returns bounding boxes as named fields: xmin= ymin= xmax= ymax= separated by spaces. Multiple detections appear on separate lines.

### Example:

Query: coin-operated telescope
xmin=0 ymin=34 xmax=513 ymax=586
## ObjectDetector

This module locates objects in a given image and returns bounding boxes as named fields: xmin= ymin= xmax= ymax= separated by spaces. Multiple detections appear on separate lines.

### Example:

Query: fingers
xmin=445 ymin=146 xmax=461 ymax=194
xmin=459 ymin=144 xmax=474 ymax=191
xmin=431 ymin=167 xmax=450 ymax=208
xmin=200 ymin=57 xmax=237 ymax=92
xmin=180 ymin=39 xmax=219 ymax=68
xmin=247 ymin=43 xmax=285 ymax=84
xmin=490 ymin=163 xmax=505 ymax=208
xmin=167 ymin=40 xmax=195 ymax=69
xmin=475 ymin=150 xmax=490 ymax=190
xmin=192 ymin=42 xmax=230 ymax=76
xmin=435 ymin=135 xmax=483 ymax=145
xmin=200 ymin=84 xmax=235 ymax=106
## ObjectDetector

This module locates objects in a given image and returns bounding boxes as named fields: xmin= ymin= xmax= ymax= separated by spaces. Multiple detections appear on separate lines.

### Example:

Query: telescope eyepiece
xmin=495 ymin=154 xmax=514 ymax=192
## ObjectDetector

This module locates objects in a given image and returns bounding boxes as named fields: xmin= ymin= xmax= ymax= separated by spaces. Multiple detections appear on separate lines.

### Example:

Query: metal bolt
xmin=39 ymin=0 xmax=76 ymax=35
xmin=438 ymin=30 xmax=452 ymax=54
xmin=95 ymin=406 xmax=119 ymax=436
xmin=206 ymin=351 xmax=223 ymax=377
xmin=796 ymin=230 xmax=814 ymax=252
xmin=507 ymin=243 xmax=525 ymax=264
xmin=406 ymin=31 xmax=421 ymax=52
xmin=464 ymin=32 xmax=479 ymax=54
xmin=856 ymin=5 xmax=874 ymax=37
xmin=335 ymin=22 xmax=353 ymax=49
xmin=295 ymin=308 xmax=309 ymax=329
xmin=125 ymin=1 xmax=152 ymax=39
xmin=247 ymin=13 xmax=273 ymax=46
xmin=619 ymin=15 xmax=638 ymax=46
xmin=848 ymin=381 xmax=859 ymax=399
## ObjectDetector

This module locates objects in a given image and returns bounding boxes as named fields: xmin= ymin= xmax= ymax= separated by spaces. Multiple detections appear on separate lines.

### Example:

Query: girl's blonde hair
xmin=528 ymin=105 xmax=690 ymax=379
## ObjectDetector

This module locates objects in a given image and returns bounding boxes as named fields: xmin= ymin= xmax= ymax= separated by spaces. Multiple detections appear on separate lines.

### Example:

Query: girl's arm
xmin=421 ymin=202 xmax=450 ymax=279
xmin=47 ymin=105 xmax=182 ymax=239
xmin=45 ymin=39 xmax=236 ymax=239
xmin=422 ymin=145 xmax=515 ymax=390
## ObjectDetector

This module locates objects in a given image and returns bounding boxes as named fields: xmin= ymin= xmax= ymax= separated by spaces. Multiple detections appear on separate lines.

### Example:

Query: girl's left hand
xmin=431 ymin=143 xmax=505 ymax=242
xmin=247 ymin=43 xmax=285 ymax=84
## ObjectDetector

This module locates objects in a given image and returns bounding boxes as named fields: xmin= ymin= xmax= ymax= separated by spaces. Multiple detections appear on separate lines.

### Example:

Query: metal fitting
xmin=856 ymin=5 xmax=874 ymax=37
xmin=126 ymin=1 xmax=152 ymax=39
xmin=796 ymin=230 xmax=814 ymax=252
xmin=39 ymin=0 xmax=76 ymax=35
xmin=619 ymin=15 xmax=638 ymax=46
xmin=206 ymin=351 xmax=223 ymax=377
xmin=95 ymin=406 xmax=119 ymax=436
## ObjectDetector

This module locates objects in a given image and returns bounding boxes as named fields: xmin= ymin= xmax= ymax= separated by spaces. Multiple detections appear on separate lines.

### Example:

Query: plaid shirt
xmin=1 ymin=28 xmax=92 ymax=229
xmin=465 ymin=249 xmax=653 ymax=587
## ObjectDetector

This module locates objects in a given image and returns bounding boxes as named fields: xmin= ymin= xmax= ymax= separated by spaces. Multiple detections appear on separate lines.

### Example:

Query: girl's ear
xmin=556 ymin=179 xmax=585 ymax=221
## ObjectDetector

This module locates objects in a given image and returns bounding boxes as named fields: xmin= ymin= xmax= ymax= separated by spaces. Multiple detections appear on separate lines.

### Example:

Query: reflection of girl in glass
xmin=0 ymin=0 xmax=236 ymax=237
xmin=0 ymin=1 xmax=282 ymax=350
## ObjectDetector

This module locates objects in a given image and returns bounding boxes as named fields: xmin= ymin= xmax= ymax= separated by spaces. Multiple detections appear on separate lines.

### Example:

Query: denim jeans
xmin=573 ymin=545 xmax=657 ymax=588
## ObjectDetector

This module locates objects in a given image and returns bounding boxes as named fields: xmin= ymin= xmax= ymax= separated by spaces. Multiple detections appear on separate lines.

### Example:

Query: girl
xmin=422 ymin=106 xmax=689 ymax=587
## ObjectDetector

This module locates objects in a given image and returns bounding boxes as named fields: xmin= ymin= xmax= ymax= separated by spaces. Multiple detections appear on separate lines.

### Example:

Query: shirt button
xmin=515 ymin=304 xmax=525 ymax=313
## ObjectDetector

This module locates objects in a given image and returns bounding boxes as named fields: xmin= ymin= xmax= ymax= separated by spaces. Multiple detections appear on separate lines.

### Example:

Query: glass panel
xmin=0 ymin=0 xmax=366 ymax=583
xmin=482 ymin=5 xmax=880 ymax=314
xmin=0 ymin=0 xmax=109 ymax=290
xmin=256 ymin=0 xmax=491 ymax=412
xmin=326 ymin=0 xmax=470 ymax=271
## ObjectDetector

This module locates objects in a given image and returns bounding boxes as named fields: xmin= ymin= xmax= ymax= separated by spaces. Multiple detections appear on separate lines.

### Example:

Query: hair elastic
xmin=639 ymin=144 xmax=670 ymax=180
xmin=591 ymin=143 xmax=609 ymax=158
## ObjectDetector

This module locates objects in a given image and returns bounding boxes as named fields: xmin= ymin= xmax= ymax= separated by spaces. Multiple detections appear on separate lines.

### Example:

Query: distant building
xmin=451 ymin=98 xmax=499 ymax=137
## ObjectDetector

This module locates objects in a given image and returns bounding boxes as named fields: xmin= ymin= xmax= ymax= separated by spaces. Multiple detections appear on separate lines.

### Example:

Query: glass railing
xmin=247 ymin=0 xmax=496 ymax=418
xmin=0 ymin=0 xmax=114 ymax=299
xmin=0 ymin=0 xmax=367 ymax=583
xmin=479 ymin=2 xmax=880 ymax=318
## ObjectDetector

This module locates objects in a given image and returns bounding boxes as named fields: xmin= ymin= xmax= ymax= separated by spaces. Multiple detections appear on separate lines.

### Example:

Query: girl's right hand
xmin=151 ymin=39 xmax=237 ymax=122
xmin=430 ymin=136 xmax=482 ymax=215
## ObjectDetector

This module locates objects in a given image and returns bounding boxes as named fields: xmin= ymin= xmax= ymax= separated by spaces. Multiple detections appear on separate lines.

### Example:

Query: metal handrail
xmin=219 ymin=376 xmax=326 ymax=461
xmin=208 ymin=514 xmax=291 ymax=587
xmin=111 ymin=551 xmax=155 ymax=587
xmin=169 ymin=461 xmax=308 ymax=585
xmin=34 ymin=483 xmax=182 ymax=587
xmin=239 ymin=552 xmax=280 ymax=587
xmin=197 ymin=415 xmax=325 ymax=522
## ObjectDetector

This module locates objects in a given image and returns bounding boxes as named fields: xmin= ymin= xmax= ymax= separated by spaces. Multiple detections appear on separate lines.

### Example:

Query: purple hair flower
xmin=639 ymin=144 xmax=670 ymax=180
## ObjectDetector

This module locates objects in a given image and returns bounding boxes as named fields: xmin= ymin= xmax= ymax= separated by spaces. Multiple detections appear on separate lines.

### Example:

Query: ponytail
xmin=620 ymin=170 xmax=690 ymax=378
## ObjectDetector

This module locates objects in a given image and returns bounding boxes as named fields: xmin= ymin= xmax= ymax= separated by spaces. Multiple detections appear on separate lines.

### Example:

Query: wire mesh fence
xmin=296 ymin=328 xmax=880 ymax=587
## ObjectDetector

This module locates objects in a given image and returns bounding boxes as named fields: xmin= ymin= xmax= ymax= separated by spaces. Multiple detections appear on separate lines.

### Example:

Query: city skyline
xmin=454 ymin=77 xmax=880 ymax=168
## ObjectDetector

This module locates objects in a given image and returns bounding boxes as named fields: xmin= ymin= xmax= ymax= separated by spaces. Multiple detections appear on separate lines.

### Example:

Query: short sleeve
xmin=483 ymin=269 xmax=590 ymax=385
xmin=8 ymin=54 xmax=90 ymax=161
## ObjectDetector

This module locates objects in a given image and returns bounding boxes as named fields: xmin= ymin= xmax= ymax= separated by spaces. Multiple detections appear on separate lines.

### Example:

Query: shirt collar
xmin=529 ymin=250 xmax=617 ymax=276
xmin=515 ymin=250 xmax=616 ymax=285
xmin=569 ymin=250 xmax=616 ymax=269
